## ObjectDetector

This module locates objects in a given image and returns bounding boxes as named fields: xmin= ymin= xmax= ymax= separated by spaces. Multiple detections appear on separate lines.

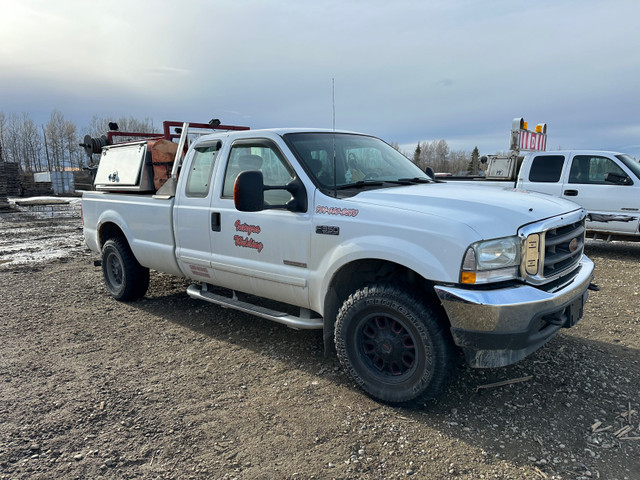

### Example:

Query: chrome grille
xmin=543 ymin=219 xmax=585 ymax=278
xmin=519 ymin=209 xmax=587 ymax=285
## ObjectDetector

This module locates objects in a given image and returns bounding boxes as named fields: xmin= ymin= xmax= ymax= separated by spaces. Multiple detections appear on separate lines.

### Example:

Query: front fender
xmin=309 ymin=234 xmax=462 ymax=316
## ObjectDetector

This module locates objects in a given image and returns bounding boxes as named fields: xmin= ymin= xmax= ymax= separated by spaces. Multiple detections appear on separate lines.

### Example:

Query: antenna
xmin=332 ymin=78 xmax=337 ymax=198
xmin=332 ymin=78 xmax=336 ymax=131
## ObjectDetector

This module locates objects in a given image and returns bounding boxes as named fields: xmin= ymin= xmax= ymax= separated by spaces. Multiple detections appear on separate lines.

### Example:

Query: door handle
xmin=564 ymin=189 xmax=578 ymax=196
xmin=211 ymin=212 xmax=221 ymax=232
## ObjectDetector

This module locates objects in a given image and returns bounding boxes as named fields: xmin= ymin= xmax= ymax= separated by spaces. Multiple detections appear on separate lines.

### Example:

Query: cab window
xmin=185 ymin=143 xmax=220 ymax=197
xmin=528 ymin=155 xmax=565 ymax=183
xmin=569 ymin=155 xmax=630 ymax=184
xmin=222 ymin=142 xmax=295 ymax=204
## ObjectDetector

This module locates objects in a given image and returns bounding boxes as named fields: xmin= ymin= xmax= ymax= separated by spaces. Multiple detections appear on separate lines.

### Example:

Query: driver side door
xmin=209 ymin=138 xmax=312 ymax=308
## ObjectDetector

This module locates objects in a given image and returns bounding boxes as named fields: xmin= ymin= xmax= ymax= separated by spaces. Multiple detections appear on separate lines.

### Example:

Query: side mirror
xmin=604 ymin=172 xmax=632 ymax=185
xmin=234 ymin=171 xmax=265 ymax=212
xmin=234 ymin=170 xmax=308 ymax=213
xmin=425 ymin=166 xmax=435 ymax=179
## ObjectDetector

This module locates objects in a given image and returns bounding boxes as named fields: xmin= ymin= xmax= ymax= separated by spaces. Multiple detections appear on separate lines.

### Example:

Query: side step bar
xmin=186 ymin=284 xmax=323 ymax=330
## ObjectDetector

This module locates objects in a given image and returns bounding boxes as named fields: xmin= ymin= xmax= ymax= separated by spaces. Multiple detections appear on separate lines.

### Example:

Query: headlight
xmin=461 ymin=236 xmax=521 ymax=284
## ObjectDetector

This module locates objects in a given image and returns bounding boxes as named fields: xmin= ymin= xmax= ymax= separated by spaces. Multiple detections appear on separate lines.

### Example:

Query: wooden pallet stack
xmin=3 ymin=162 xmax=21 ymax=196
xmin=20 ymin=172 xmax=53 ymax=197
xmin=0 ymin=161 xmax=9 ymax=209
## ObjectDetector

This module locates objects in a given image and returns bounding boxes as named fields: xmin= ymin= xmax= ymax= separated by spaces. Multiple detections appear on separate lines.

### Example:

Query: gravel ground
xmin=0 ymin=201 xmax=638 ymax=480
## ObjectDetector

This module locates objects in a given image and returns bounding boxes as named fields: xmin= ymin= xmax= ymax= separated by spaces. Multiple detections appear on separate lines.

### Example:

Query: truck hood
xmin=350 ymin=183 xmax=582 ymax=239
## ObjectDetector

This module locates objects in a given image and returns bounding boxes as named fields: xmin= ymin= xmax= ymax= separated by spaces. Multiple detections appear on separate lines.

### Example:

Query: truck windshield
xmin=616 ymin=154 xmax=640 ymax=180
xmin=283 ymin=132 xmax=431 ymax=189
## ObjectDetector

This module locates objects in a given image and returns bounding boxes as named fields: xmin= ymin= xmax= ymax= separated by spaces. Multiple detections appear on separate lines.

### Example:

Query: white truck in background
xmin=444 ymin=118 xmax=640 ymax=242
xmin=81 ymin=120 xmax=595 ymax=405
xmin=516 ymin=150 xmax=640 ymax=241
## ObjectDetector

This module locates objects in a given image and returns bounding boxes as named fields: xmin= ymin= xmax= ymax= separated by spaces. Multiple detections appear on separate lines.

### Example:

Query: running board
xmin=186 ymin=284 xmax=323 ymax=330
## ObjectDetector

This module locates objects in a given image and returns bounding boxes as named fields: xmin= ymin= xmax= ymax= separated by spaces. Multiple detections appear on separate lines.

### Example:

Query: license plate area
xmin=563 ymin=293 xmax=586 ymax=328
xmin=541 ymin=293 xmax=586 ymax=328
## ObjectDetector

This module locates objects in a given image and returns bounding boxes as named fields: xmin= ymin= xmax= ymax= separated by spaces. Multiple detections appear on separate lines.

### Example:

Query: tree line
xmin=1 ymin=109 xmax=490 ymax=176
xmin=0 ymin=110 xmax=157 ymax=172
xmin=409 ymin=140 xmax=483 ymax=176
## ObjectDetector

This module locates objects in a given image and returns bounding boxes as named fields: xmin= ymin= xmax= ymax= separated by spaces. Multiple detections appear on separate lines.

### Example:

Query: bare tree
xmin=3 ymin=113 xmax=22 ymax=166
xmin=19 ymin=113 xmax=44 ymax=171
xmin=0 ymin=112 xmax=6 ymax=162
xmin=45 ymin=110 xmax=66 ymax=171
xmin=447 ymin=150 xmax=468 ymax=175
xmin=422 ymin=141 xmax=437 ymax=170
xmin=82 ymin=115 xmax=159 ymax=166
xmin=85 ymin=115 xmax=157 ymax=139
xmin=62 ymin=120 xmax=81 ymax=169
xmin=434 ymin=139 xmax=450 ymax=173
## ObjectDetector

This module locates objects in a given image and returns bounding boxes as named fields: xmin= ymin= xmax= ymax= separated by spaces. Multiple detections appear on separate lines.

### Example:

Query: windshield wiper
xmin=334 ymin=178 xmax=431 ymax=190
xmin=335 ymin=181 xmax=385 ymax=190
xmin=396 ymin=177 xmax=432 ymax=184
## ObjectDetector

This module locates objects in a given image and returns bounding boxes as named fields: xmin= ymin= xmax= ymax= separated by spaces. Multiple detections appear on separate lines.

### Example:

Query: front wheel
xmin=335 ymin=284 xmax=455 ymax=405
xmin=101 ymin=238 xmax=149 ymax=301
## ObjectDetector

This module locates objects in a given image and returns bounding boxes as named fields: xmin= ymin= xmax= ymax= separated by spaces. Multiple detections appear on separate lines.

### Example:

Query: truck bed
xmin=82 ymin=191 xmax=183 ymax=277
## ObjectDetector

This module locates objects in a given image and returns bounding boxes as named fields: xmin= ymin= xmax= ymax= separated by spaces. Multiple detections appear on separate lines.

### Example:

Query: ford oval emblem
xmin=569 ymin=238 xmax=579 ymax=253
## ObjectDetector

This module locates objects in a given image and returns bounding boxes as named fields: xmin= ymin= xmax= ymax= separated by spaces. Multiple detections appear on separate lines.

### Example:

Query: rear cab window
xmin=528 ymin=155 xmax=565 ymax=183
xmin=185 ymin=142 xmax=222 ymax=197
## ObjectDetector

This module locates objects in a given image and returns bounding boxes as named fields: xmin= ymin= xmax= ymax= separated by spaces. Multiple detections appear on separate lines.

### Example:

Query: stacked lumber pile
xmin=3 ymin=162 xmax=21 ymax=196
xmin=20 ymin=172 xmax=53 ymax=197
xmin=0 ymin=161 xmax=8 ymax=209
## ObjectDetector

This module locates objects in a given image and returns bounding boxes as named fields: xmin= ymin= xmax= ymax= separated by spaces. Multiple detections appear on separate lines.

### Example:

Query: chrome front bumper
xmin=434 ymin=255 xmax=595 ymax=368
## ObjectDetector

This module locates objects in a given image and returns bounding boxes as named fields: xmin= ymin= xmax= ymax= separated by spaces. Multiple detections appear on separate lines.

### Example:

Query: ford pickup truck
xmin=82 ymin=123 xmax=595 ymax=405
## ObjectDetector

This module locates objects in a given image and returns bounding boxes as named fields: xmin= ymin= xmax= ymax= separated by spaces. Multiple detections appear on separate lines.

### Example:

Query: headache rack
xmin=82 ymin=120 xmax=249 ymax=194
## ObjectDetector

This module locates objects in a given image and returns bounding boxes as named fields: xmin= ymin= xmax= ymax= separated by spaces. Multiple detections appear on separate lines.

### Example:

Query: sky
xmin=1 ymin=0 xmax=640 ymax=157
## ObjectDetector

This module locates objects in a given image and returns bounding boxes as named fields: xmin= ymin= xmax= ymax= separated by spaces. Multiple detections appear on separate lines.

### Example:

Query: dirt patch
xmin=0 ymin=208 xmax=638 ymax=479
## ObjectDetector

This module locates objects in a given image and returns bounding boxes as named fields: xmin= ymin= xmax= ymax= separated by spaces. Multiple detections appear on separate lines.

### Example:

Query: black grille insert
xmin=543 ymin=219 xmax=585 ymax=278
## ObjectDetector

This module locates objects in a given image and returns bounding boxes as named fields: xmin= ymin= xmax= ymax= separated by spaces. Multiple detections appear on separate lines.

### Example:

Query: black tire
xmin=335 ymin=284 xmax=455 ymax=405
xmin=101 ymin=238 xmax=150 ymax=301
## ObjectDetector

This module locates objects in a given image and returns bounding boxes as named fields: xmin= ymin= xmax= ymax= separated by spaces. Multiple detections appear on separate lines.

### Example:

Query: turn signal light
xmin=461 ymin=272 xmax=477 ymax=284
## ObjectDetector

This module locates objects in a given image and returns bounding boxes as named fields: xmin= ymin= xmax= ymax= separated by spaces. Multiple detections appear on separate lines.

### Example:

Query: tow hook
xmin=588 ymin=283 xmax=600 ymax=292
xmin=94 ymin=260 xmax=102 ymax=267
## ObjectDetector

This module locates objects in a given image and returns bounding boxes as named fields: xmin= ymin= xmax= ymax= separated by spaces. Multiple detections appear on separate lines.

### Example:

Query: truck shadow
xmin=130 ymin=273 xmax=639 ymax=478
xmin=585 ymin=239 xmax=640 ymax=260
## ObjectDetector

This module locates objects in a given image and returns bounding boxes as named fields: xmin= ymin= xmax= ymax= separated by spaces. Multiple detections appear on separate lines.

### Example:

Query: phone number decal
xmin=315 ymin=206 xmax=359 ymax=217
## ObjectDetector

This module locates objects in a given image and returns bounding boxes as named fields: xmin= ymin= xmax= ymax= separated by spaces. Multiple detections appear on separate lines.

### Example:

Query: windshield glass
xmin=283 ymin=132 xmax=430 ymax=188
xmin=616 ymin=154 xmax=640 ymax=180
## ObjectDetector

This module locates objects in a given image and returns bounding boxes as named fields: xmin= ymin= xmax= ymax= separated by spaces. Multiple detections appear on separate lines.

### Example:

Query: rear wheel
xmin=101 ymin=238 xmax=149 ymax=301
xmin=335 ymin=284 xmax=455 ymax=405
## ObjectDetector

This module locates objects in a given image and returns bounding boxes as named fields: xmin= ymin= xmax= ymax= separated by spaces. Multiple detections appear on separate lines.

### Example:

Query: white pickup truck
xmin=82 ymin=124 xmax=595 ymax=405
xmin=449 ymin=150 xmax=640 ymax=241
xmin=516 ymin=150 xmax=640 ymax=241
